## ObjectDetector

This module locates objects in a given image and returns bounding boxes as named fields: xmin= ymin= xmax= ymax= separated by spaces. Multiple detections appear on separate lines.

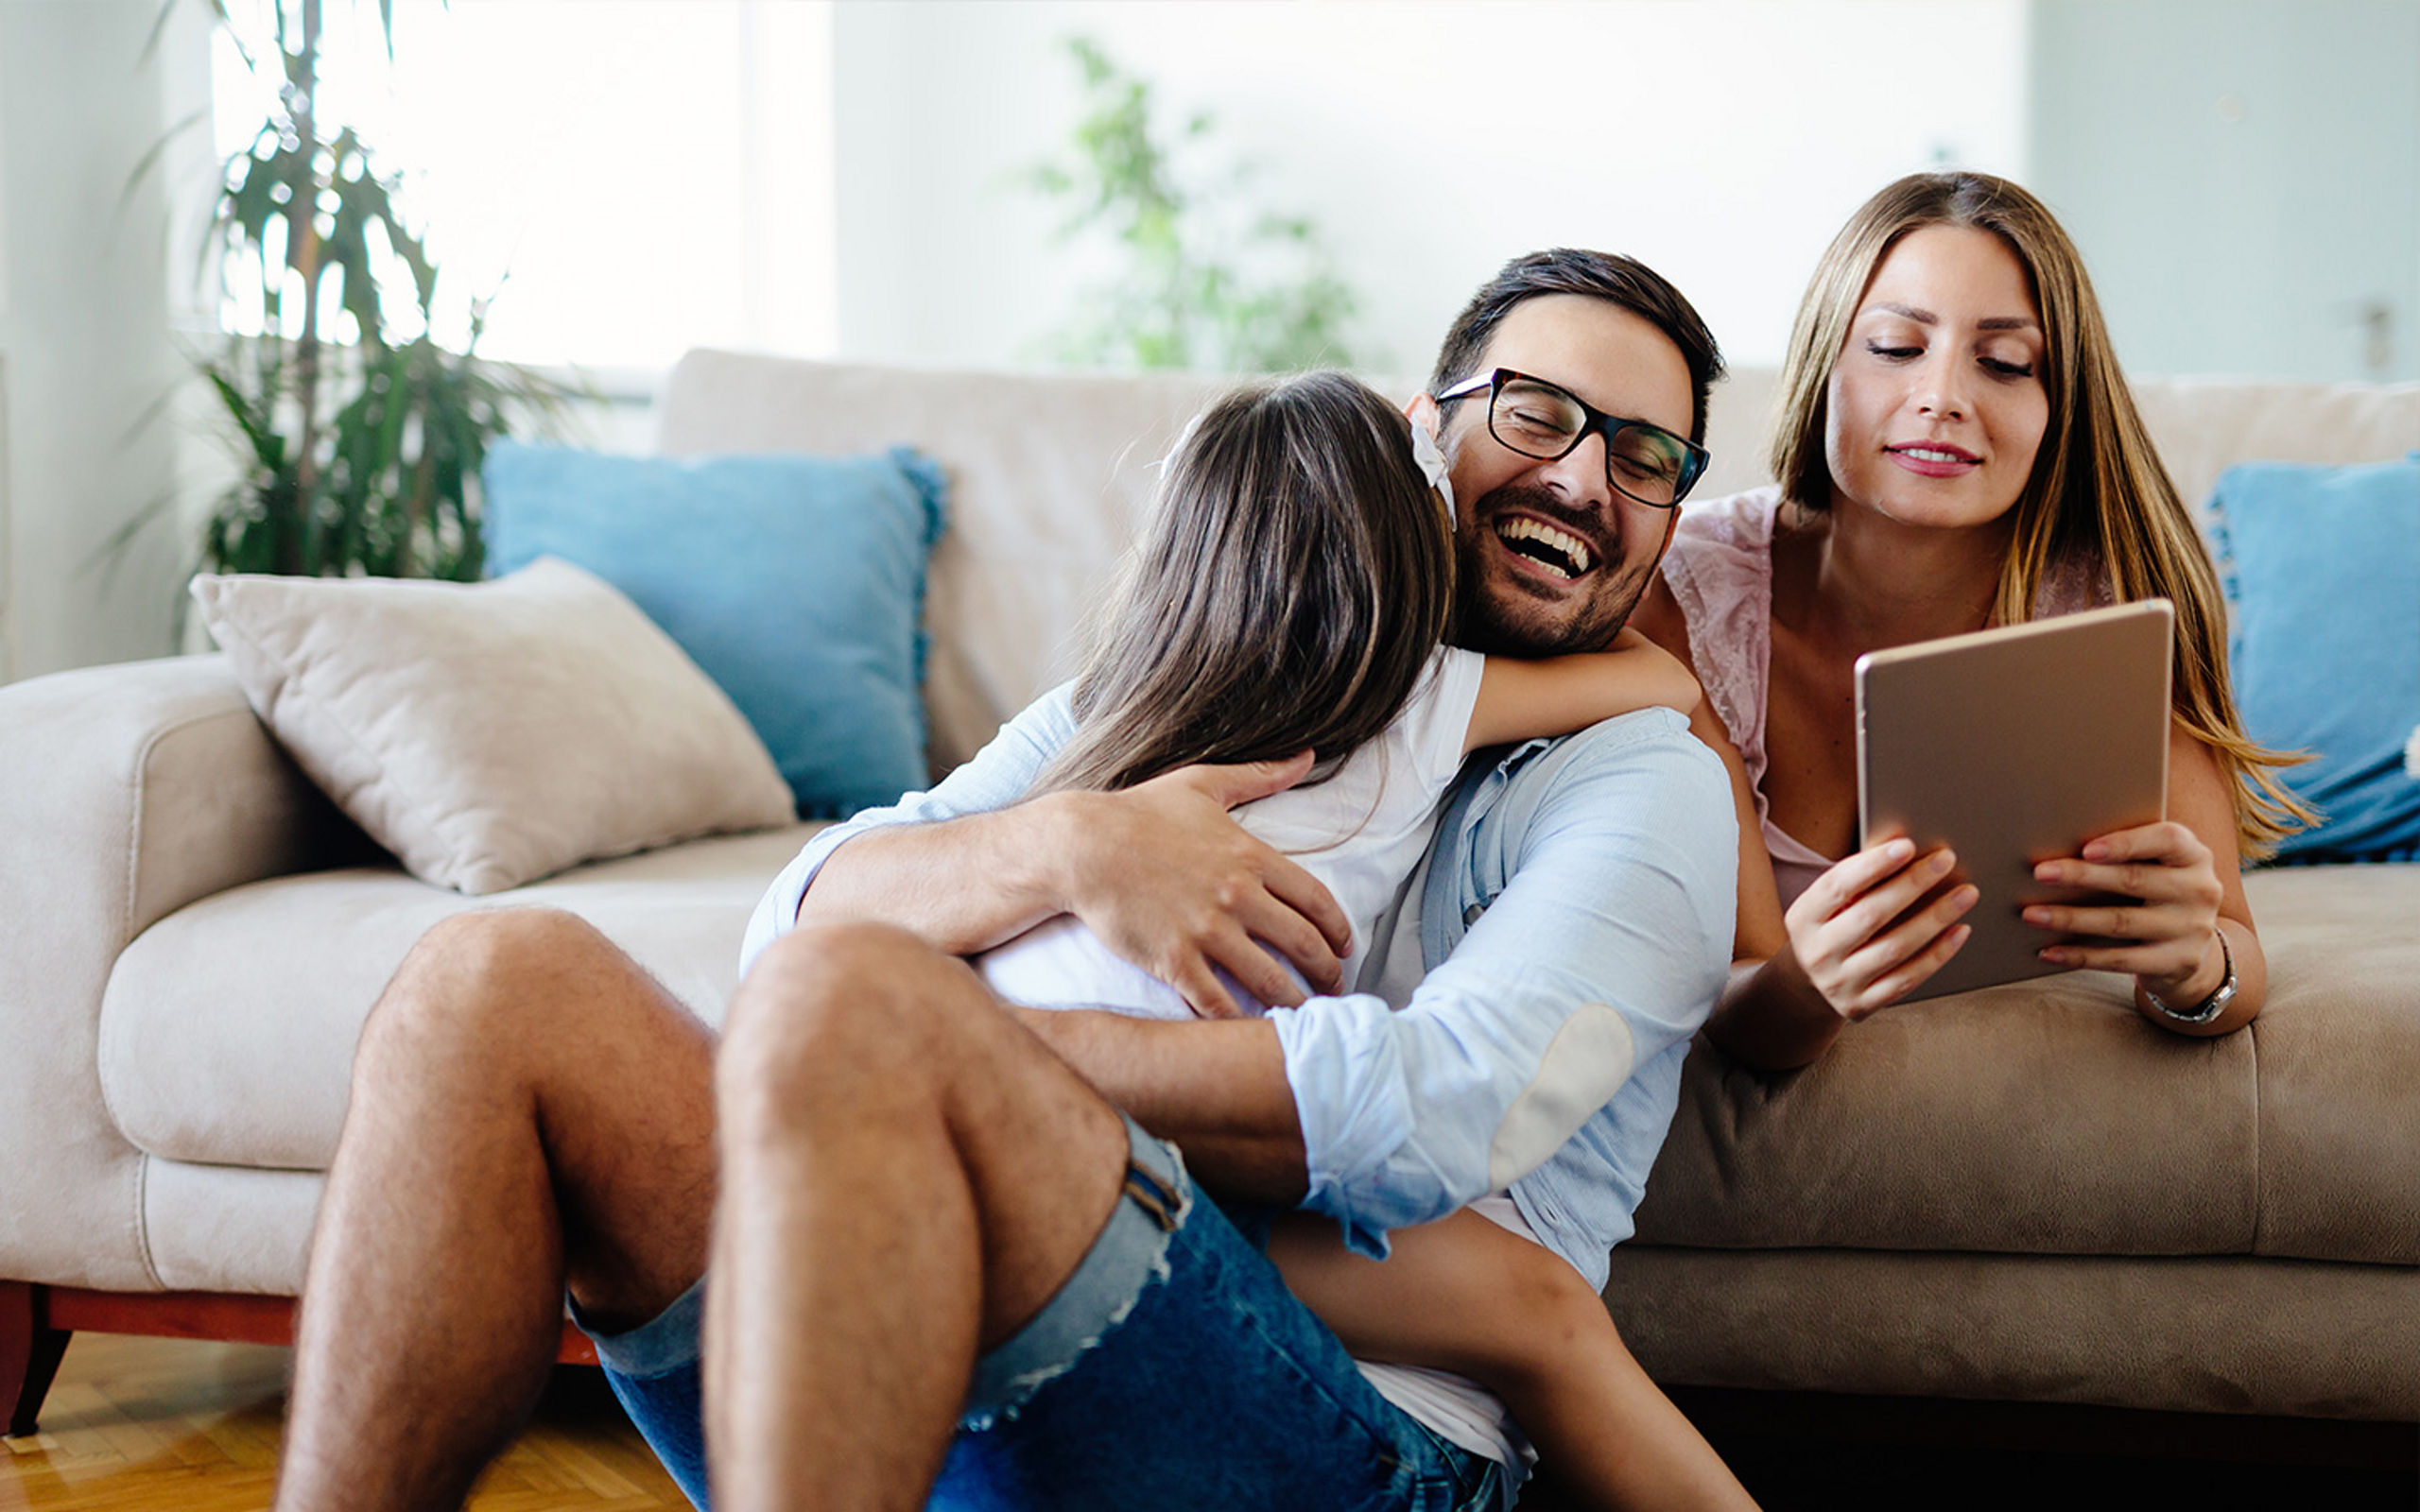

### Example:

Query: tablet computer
xmin=1856 ymin=598 xmax=2172 ymax=1003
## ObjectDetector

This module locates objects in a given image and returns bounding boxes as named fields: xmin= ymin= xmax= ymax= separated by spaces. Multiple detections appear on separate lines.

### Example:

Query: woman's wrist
xmin=2138 ymin=924 xmax=2229 ymax=1009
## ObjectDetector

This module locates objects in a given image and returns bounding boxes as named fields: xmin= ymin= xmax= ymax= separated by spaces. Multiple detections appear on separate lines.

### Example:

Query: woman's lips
xmin=1886 ymin=443 xmax=1981 ymax=478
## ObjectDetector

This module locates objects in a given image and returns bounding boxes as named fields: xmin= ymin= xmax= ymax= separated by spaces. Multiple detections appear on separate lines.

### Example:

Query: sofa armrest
xmin=0 ymin=653 xmax=346 ymax=1289
xmin=1 ymin=654 xmax=344 ymax=939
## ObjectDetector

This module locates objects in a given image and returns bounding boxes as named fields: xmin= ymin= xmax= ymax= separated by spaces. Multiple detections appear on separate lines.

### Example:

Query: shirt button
xmin=1463 ymin=902 xmax=1487 ymax=927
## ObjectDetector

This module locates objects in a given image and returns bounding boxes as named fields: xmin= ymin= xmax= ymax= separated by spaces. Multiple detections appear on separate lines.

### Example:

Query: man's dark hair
xmin=1427 ymin=249 xmax=1725 ymax=444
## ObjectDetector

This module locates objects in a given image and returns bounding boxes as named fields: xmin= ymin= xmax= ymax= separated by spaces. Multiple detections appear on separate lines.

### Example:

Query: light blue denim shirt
xmin=741 ymin=684 xmax=1737 ymax=1292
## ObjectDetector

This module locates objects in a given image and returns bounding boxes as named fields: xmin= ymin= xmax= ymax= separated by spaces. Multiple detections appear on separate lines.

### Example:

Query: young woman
xmin=977 ymin=369 xmax=1756 ymax=1509
xmin=1633 ymin=171 xmax=2308 ymax=1069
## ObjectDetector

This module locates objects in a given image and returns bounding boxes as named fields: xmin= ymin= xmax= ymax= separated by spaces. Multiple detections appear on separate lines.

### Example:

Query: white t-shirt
xmin=1352 ymin=858 xmax=1540 ymax=1484
xmin=976 ymin=644 xmax=1535 ymax=1488
xmin=977 ymin=645 xmax=1488 ymax=1017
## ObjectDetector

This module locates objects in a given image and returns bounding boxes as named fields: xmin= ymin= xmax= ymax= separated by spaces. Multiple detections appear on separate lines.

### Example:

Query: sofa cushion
xmin=2211 ymin=454 xmax=2420 ymax=863
xmin=1633 ymin=866 xmax=2420 ymax=1267
xmin=97 ymin=826 xmax=821 ymax=1172
xmin=2232 ymin=863 xmax=2420 ymax=1265
xmin=484 ymin=442 xmax=950 ymax=818
xmin=191 ymin=558 xmax=797 ymax=896
xmin=1602 ymin=1247 xmax=2420 ymax=1418
xmin=652 ymin=352 xmax=1236 ymax=774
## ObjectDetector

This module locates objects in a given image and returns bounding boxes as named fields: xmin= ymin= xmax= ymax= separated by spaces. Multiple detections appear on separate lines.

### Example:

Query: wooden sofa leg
xmin=2 ymin=1281 xmax=73 ymax=1437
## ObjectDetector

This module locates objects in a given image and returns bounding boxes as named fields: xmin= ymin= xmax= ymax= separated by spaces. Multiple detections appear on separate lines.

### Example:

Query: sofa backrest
xmin=657 ymin=350 xmax=2418 ymax=773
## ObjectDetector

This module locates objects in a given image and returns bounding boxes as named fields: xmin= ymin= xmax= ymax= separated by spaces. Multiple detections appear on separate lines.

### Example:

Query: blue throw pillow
xmin=2211 ymin=453 xmax=2420 ymax=863
xmin=483 ymin=442 xmax=948 ymax=819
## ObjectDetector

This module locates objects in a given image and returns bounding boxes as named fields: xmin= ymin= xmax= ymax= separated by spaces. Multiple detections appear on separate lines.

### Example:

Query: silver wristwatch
xmin=2144 ymin=929 xmax=2237 ymax=1025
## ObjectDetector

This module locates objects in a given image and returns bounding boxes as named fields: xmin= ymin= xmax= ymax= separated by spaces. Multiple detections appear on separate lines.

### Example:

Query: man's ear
xmin=1405 ymin=391 xmax=1443 ymax=441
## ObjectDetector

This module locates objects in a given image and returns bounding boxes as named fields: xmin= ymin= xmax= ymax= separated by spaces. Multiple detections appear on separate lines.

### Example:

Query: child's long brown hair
xmin=1031 ymin=370 xmax=1454 ymax=797
xmin=1769 ymin=171 xmax=2310 ymax=854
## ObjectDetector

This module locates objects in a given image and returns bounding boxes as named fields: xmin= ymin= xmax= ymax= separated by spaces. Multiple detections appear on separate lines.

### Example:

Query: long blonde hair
xmin=1771 ymin=171 xmax=2308 ymax=854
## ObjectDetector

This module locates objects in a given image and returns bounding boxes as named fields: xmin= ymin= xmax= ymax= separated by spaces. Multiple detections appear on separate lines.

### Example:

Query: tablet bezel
xmin=1854 ymin=598 xmax=2173 ymax=1003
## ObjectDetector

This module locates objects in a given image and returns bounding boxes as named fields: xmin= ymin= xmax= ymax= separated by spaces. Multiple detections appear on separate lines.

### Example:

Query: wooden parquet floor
xmin=0 ymin=1332 xmax=689 ymax=1511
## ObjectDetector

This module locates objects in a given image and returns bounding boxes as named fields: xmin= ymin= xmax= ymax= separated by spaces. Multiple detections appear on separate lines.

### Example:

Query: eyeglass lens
xmin=1491 ymin=378 xmax=1689 ymax=505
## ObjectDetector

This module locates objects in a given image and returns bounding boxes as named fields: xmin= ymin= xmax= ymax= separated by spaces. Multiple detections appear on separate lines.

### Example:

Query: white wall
xmin=832 ymin=0 xmax=2032 ymax=379
xmin=0 ymin=0 xmax=212 ymax=682
xmin=2029 ymin=0 xmax=2420 ymax=383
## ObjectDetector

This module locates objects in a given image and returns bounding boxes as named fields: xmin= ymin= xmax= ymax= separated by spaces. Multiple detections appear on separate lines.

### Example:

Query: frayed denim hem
xmin=959 ymin=1115 xmax=1192 ymax=1432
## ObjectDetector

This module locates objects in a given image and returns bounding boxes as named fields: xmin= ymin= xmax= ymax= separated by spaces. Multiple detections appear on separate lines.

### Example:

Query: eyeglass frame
xmin=1433 ymin=367 xmax=1710 ymax=510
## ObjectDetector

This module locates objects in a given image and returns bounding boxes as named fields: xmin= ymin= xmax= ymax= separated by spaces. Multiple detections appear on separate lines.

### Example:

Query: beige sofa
xmin=4 ymin=351 xmax=2415 ymax=1441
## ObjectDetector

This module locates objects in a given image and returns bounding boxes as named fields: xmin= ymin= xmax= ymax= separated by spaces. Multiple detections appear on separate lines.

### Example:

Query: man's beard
xmin=1453 ymin=484 xmax=1655 ymax=657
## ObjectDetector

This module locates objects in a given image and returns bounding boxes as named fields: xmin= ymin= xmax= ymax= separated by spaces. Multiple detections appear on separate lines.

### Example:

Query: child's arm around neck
xmin=1462 ymin=628 xmax=1704 ymax=753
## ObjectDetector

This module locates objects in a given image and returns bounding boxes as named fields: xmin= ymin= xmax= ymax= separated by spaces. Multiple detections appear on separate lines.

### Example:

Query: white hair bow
xmin=1409 ymin=418 xmax=1455 ymax=512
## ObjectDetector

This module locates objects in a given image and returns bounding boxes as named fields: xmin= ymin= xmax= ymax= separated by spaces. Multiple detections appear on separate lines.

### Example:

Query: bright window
xmin=207 ymin=0 xmax=836 ymax=369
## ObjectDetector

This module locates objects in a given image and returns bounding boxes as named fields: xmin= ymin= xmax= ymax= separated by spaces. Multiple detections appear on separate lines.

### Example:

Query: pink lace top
xmin=1661 ymin=487 xmax=2113 ymax=911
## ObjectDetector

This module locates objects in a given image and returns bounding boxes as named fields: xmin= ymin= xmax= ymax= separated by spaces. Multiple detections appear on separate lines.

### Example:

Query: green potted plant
xmin=1028 ymin=37 xmax=1362 ymax=374
xmin=178 ymin=0 xmax=568 ymax=580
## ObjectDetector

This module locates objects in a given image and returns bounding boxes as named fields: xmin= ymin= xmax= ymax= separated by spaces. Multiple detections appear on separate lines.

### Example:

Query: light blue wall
xmin=2029 ymin=0 xmax=2420 ymax=382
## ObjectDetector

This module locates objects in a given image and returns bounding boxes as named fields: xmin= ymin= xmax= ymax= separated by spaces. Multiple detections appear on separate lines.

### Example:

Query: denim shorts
xmin=579 ymin=1113 xmax=1511 ymax=1512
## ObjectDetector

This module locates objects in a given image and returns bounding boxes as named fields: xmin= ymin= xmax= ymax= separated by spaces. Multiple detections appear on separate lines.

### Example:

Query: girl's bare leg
xmin=1268 ymin=1210 xmax=1758 ymax=1512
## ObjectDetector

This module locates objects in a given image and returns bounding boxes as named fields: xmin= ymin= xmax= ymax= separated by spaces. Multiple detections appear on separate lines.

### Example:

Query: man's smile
xmin=1491 ymin=514 xmax=1597 ymax=580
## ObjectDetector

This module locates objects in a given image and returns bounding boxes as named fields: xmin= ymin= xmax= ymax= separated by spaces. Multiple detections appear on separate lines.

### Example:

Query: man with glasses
xmin=272 ymin=249 xmax=1741 ymax=1512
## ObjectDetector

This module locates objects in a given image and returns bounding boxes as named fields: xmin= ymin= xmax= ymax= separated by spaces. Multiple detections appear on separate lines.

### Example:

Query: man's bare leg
xmin=706 ymin=921 xmax=1132 ymax=1512
xmin=275 ymin=908 xmax=720 ymax=1512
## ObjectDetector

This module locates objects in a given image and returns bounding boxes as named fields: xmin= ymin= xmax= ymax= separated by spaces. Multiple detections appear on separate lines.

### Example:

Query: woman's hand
xmin=1785 ymin=837 xmax=1981 ymax=1021
xmin=2022 ymin=819 xmax=2227 ymax=1005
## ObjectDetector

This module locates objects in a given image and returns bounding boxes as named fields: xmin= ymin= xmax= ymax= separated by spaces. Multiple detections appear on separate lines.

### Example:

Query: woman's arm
xmin=1636 ymin=568 xmax=1979 ymax=1066
xmin=1462 ymin=628 xmax=1702 ymax=752
xmin=2019 ymin=722 xmax=2265 ymax=1035
xmin=1627 ymin=580 xmax=1789 ymax=966
xmin=1631 ymin=577 xmax=1878 ymax=1069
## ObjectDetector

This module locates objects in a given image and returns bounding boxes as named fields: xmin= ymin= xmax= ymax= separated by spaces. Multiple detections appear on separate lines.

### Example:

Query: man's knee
xmin=717 ymin=921 xmax=973 ymax=1127
xmin=357 ymin=906 xmax=612 ymax=1079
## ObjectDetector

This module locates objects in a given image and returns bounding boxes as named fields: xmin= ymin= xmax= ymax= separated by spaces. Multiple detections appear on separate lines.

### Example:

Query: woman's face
xmin=1824 ymin=224 xmax=2050 ymax=531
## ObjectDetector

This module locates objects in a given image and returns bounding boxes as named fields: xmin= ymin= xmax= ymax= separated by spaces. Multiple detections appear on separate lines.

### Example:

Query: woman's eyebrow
xmin=1868 ymin=302 xmax=2039 ymax=333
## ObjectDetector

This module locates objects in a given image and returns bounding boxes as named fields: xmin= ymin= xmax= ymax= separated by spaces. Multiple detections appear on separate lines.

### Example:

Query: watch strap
xmin=2144 ymin=928 xmax=2236 ymax=1025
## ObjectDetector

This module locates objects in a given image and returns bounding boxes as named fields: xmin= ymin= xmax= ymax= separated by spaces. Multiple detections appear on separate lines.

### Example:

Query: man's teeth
xmin=1897 ymin=446 xmax=1970 ymax=462
xmin=1494 ymin=518 xmax=1593 ymax=577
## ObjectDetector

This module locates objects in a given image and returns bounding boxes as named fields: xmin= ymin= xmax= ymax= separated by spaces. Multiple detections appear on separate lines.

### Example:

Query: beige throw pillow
xmin=191 ymin=557 xmax=796 ymax=895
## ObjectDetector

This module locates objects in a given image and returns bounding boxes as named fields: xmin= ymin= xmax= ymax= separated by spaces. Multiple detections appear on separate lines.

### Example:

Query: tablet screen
xmin=1856 ymin=599 xmax=2172 ymax=1002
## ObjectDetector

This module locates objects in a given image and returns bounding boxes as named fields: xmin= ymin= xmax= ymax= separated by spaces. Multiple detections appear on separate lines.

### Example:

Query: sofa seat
xmin=1634 ymin=865 xmax=2420 ymax=1268
xmin=97 ymin=826 xmax=820 ymax=1174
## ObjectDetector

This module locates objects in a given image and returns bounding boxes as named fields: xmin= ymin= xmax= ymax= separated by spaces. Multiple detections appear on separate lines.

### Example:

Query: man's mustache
xmin=1469 ymin=484 xmax=1617 ymax=564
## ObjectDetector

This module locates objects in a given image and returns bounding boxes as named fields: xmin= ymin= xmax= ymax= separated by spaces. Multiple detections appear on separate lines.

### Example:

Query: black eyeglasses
xmin=1434 ymin=368 xmax=1709 ymax=509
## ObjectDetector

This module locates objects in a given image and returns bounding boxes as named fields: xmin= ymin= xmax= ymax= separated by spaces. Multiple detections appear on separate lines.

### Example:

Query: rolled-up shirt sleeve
xmin=1269 ymin=712 xmax=1737 ymax=1258
xmin=739 ymin=684 xmax=1079 ymax=977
